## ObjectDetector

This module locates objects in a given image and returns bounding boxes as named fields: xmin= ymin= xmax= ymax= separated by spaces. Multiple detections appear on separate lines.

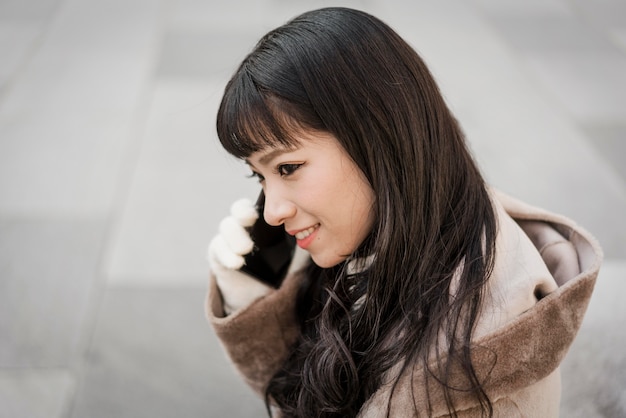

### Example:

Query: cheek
xmin=296 ymin=171 xmax=339 ymax=209
xmin=337 ymin=181 xmax=375 ymax=248
xmin=298 ymin=157 xmax=374 ymax=243
xmin=351 ymin=193 xmax=375 ymax=242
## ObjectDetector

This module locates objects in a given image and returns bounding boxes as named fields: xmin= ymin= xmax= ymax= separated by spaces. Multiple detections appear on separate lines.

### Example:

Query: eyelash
xmin=247 ymin=163 xmax=302 ymax=183
xmin=276 ymin=163 xmax=302 ymax=177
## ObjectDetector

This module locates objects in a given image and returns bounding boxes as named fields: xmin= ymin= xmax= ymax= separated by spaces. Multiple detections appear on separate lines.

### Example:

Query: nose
xmin=263 ymin=188 xmax=296 ymax=226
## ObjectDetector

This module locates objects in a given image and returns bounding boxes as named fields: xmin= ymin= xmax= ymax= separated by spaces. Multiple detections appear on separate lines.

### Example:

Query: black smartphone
xmin=240 ymin=191 xmax=296 ymax=288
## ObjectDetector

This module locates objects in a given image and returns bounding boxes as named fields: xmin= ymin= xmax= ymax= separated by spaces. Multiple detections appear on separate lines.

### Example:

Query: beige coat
xmin=206 ymin=191 xmax=603 ymax=417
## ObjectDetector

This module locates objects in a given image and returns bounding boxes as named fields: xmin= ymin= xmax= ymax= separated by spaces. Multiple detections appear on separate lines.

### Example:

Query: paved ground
xmin=1 ymin=0 xmax=625 ymax=417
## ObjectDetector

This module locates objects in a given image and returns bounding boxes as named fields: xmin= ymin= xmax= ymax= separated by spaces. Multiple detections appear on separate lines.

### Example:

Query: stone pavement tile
xmin=0 ymin=369 xmax=74 ymax=418
xmin=156 ymin=27 xmax=263 ymax=79
xmin=0 ymin=22 xmax=45 ymax=93
xmin=165 ymin=0 xmax=370 ymax=38
xmin=0 ymin=219 xmax=106 ymax=367
xmin=561 ymin=260 xmax=626 ymax=418
xmin=166 ymin=0 xmax=278 ymax=31
xmin=159 ymin=0 xmax=374 ymax=80
xmin=472 ymin=0 xmax=574 ymax=17
xmin=0 ymin=0 xmax=61 ymax=21
xmin=0 ymin=0 xmax=161 ymax=217
xmin=612 ymin=28 xmax=626 ymax=50
xmin=522 ymin=51 xmax=626 ymax=123
xmin=70 ymin=287 xmax=265 ymax=418
xmin=264 ymin=0 xmax=371 ymax=23
xmin=104 ymin=79 xmax=259 ymax=287
xmin=581 ymin=123 xmax=626 ymax=185
xmin=480 ymin=5 xmax=626 ymax=125
xmin=485 ymin=15 xmax=616 ymax=52
xmin=570 ymin=0 xmax=626 ymax=31
xmin=0 ymin=0 xmax=59 ymax=90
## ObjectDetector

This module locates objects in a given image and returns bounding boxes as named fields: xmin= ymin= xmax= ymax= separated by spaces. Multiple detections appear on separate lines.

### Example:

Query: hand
xmin=208 ymin=198 xmax=259 ymax=271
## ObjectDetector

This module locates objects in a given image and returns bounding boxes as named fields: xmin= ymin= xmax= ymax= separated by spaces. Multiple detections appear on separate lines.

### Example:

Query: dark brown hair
xmin=217 ymin=7 xmax=497 ymax=417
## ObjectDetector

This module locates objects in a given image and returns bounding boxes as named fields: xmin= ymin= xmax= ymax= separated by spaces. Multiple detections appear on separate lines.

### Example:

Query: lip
xmin=288 ymin=224 xmax=320 ymax=250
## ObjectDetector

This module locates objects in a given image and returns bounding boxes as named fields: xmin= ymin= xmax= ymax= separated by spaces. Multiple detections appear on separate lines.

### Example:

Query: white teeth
xmin=295 ymin=225 xmax=319 ymax=240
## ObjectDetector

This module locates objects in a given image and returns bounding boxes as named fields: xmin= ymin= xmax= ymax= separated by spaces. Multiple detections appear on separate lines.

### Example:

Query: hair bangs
xmin=217 ymin=68 xmax=317 ymax=159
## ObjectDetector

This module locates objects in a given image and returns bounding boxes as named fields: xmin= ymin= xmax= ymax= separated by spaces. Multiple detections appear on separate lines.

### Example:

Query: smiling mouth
xmin=294 ymin=224 xmax=320 ymax=240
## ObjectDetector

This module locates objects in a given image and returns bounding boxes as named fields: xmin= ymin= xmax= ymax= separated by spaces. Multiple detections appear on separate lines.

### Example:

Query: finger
xmin=231 ymin=198 xmax=258 ymax=227
xmin=220 ymin=216 xmax=255 ymax=255
xmin=208 ymin=235 xmax=245 ymax=270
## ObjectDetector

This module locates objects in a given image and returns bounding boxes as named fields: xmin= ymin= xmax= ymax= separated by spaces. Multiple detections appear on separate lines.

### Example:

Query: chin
xmin=311 ymin=253 xmax=346 ymax=269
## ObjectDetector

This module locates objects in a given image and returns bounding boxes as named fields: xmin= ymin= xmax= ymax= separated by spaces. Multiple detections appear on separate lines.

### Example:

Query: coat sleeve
xmin=205 ymin=268 xmax=303 ymax=395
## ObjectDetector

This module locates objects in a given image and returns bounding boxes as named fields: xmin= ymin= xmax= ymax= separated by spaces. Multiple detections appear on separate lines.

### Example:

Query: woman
xmin=206 ymin=7 xmax=602 ymax=417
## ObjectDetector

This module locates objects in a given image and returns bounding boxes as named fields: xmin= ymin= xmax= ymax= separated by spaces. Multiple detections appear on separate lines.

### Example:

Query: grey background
xmin=1 ymin=0 xmax=625 ymax=417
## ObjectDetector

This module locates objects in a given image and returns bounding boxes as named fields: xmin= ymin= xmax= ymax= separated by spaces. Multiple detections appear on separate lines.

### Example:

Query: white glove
xmin=208 ymin=198 xmax=273 ymax=314
xmin=208 ymin=198 xmax=258 ymax=270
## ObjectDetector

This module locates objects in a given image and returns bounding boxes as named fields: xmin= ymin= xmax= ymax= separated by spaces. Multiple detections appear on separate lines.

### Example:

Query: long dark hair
xmin=217 ymin=7 xmax=497 ymax=417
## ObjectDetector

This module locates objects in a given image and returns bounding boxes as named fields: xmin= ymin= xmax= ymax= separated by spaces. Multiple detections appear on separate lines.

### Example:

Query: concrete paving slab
xmin=70 ymin=287 xmax=265 ymax=418
xmin=0 ymin=369 xmax=74 ymax=418
xmin=581 ymin=123 xmax=626 ymax=184
xmin=0 ymin=0 xmax=61 ymax=21
xmin=612 ymin=28 xmax=626 ymax=50
xmin=0 ymin=220 xmax=106 ymax=367
xmin=522 ymin=51 xmax=626 ymax=123
xmin=156 ymin=28 xmax=262 ymax=79
xmin=472 ymin=0 xmax=574 ymax=17
xmin=0 ymin=22 xmax=45 ymax=93
xmin=0 ymin=0 xmax=161 ymax=217
xmin=561 ymin=260 xmax=626 ymax=418
xmin=569 ymin=0 xmax=626 ymax=31
xmin=166 ymin=0 xmax=281 ymax=32
xmin=485 ymin=16 xmax=616 ymax=52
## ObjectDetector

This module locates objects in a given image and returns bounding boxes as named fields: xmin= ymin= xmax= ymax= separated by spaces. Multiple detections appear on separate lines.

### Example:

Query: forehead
xmin=246 ymin=131 xmax=343 ymax=167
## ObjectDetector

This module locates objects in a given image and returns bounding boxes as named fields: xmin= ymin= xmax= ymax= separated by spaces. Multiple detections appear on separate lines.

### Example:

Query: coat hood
xmin=360 ymin=190 xmax=603 ymax=416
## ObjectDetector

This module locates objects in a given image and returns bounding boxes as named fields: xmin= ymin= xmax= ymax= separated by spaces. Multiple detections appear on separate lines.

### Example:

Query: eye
xmin=277 ymin=163 xmax=302 ymax=177
xmin=247 ymin=171 xmax=265 ymax=183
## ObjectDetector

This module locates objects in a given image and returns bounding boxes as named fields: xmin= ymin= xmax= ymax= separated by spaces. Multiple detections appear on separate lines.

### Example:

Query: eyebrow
xmin=247 ymin=148 xmax=292 ymax=167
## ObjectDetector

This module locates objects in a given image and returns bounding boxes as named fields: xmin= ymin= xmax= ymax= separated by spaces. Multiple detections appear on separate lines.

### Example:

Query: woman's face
xmin=246 ymin=131 xmax=376 ymax=268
